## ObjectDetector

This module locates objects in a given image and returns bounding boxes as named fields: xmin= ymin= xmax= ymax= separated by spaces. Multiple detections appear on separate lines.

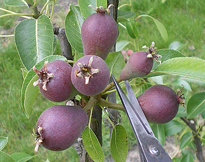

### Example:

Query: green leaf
xmin=0 ymin=151 xmax=15 ymax=162
xmin=105 ymin=52 xmax=125 ymax=78
xmin=79 ymin=0 xmax=107 ymax=18
xmin=21 ymin=55 xmax=67 ymax=118
xmin=137 ymin=15 xmax=168 ymax=41
xmin=4 ymin=0 xmax=27 ymax=6
xmin=10 ymin=152 xmax=34 ymax=162
xmin=180 ymin=154 xmax=194 ymax=162
xmin=172 ymin=78 xmax=192 ymax=91
xmin=148 ymin=57 xmax=205 ymax=82
xmin=187 ymin=141 xmax=196 ymax=150
xmin=175 ymin=106 xmax=187 ymax=118
xmin=164 ymin=120 xmax=184 ymax=136
xmin=74 ymin=53 xmax=84 ymax=62
xmin=82 ymin=127 xmax=104 ymax=162
xmin=151 ymin=124 xmax=165 ymax=146
xmin=117 ymin=10 xmax=135 ymax=22
xmin=181 ymin=77 xmax=205 ymax=85
xmin=149 ymin=76 xmax=164 ymax=84
xmin=172 ymin=157 xmax=181 ymax=162
xmin=187 ymin=92 xmax=205 ymax=119
xmin=24 ymin=0 xmax=33 ymax=5
xmin=130 ymin=78 xmax=153 ymax=97
xmin=65 ymin=5 xmax=84 ymax=53
xmin=15 ymin=15 xmax=54 ymax=70
xmin=152 ymin=49 xmax=185 ymax=70
xmin=179 ymin=132 xmax=192 ymax=150
xmin=201 ymin=110 xmax=205 ymax=119
xmin=169 ymin=41 xmax=186 ymax=51
xmin=0 ymin=137 xmax=8 ymax=151
xmin=125 ymin=21 xmax=138 ymax=39
xmin=181 ymin=149 xmax=195 ymax=159
xmin=23 ymin=75 xmax=39 ymax=117
xmin=116 ymin=41 xmax=130 ymax=52
xmin=110 ymin=125 xmax=128 ymax=162
xmin=21 ymin=68 xmax=28 ymax=79
xmin=152 ymin=18 xmax=168 ymax=42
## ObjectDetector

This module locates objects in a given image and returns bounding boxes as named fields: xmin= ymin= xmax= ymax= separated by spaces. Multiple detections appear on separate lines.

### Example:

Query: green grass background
xmin=0 ymin=0 xmax=205 ymax=161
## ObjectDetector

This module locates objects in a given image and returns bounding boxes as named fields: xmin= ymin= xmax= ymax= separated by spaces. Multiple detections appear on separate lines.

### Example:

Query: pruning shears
xmin=111 ymin=75 xmax=173 ymax=162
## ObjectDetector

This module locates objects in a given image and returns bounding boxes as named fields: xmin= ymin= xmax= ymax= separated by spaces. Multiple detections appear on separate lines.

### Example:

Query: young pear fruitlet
xmin=71 ymin=55 xmax=110 ymax=96
xmin=120 ymin=42 xmax=161 ymax=80
xmin=34 ymin=105 xmax=88 ymax=152
xmin=33 ymin=60 xmax=74 ymax=102
xmin=81 ymin=5 xmax=118 ymax=60
xmin=137 ymin=85 xmax=185 ymax=124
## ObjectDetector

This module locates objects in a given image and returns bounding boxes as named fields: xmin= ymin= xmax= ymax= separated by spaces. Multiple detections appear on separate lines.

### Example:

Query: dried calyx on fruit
xmin=88 ymin=4 xmax=113 ymax=13
xmin=176 ymin=86 xmax=186 ymax=108
xmin=142 ymin=41 xmax=162 ymax=63
xmin=34 ymin=126 xmax=43 ymax=152
xmin=120 ymin=42 xmax=162 ymax=81
xmin=71 ymin=55 xmax=110 ymax=96
xmin=33 ymin=60 xmax=74 ymax=102
xmin=75 ymin=56 xmax=99 ymax=84
xmin=33 ymin=61 xmax=53 ymax=91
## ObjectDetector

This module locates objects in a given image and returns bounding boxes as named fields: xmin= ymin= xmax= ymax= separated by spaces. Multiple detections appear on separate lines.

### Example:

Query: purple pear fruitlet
xmin=33 ymin=60 xmax=74 ymax=102
xmin=71 ymin=55 xmax=110 ymax=96
xmin=81 ymin=5 xmax=118 ymax=60
xmin=34 ymin=105 xmax=88 ymax=152
xmin=120 ymin=51 xmax=153 ymax=80
xmin=120 ymin=42 xmax=161 ymax=80
xmin=137 ymin=85 xmax=185 ymax=124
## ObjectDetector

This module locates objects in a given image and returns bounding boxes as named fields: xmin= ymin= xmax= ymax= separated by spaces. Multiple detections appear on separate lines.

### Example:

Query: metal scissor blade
xmin=111 ymin=75 xmax=149 ymax=140
xmin=124 ymin=80 xmax=154 ymax=136
xmin=110 ymin=75 xmax=145 ymax=128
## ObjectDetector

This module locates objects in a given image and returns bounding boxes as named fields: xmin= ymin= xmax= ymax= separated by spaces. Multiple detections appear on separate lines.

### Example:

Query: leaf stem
xmin=28 ymin=2 xmax=40 ymax=19
xmin=50 ymin=0 xmax=55 ymax=20
xmin=34 ymin=0 xmax=37 ymax=6
xmin=101 ymin=77 xmax=121 ymax=95
xmin=0 ymin=8 xmax=33 ymax=19
xmin=40 ymin=0 xmax=50 ymax=15
xmin=88 ymin=107 xmax=94 ymax=128
xmin=135 ymin=14 xmax=152 ymax=21
xmin=102 ymin=89 xmax=116 ymax=95
xmin=0 ymin=35 xmax=14 ymax=37
xmin=0 ymin=7 xmax=19 ymax=14
xmin=100 ymin=105 xmax=115 ymax=128
xmin=180 ymin=117 xmax=205 ymax=162
xmin=118 ymin=22 xmax=126 ymax=29
xmin=66 ymin=60 xmax=75 ymax=64
xmin=0 ymin=13 xmax=34 ymax=19
xmin=83 ymin=96 xmax=99 ymax=113
xmin=98 ymin=98 xmax=124 ymax=112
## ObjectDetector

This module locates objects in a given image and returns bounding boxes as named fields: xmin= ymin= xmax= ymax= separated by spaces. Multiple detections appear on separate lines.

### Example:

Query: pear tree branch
xmin=180 ymin=117 xmax=204 ymax=162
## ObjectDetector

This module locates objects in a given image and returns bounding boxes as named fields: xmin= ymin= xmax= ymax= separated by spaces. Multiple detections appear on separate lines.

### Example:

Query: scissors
xmin=111 ymin=75 xmax=172 ymax=162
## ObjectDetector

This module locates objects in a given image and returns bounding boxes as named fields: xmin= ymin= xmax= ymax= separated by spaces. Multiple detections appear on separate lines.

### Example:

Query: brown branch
xmin=27 ymin=1 xmax=40 ymax=19
xmin=180 ymin=117 xmax=205 ymax=162
xmin=53 ymin=27 xmax=73 ymax=61
xmin=107 ymin=1 xmax=119 ymax=162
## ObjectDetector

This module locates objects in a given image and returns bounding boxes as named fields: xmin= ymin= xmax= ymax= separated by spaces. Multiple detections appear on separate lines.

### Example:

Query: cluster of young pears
xmin=33 ymin=5 xmax=185 ymax=152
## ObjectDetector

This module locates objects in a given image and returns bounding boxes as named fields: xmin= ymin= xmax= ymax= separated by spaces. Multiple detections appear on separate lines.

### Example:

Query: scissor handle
xmin=131 ymin=120 xmax=173 ymax=162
